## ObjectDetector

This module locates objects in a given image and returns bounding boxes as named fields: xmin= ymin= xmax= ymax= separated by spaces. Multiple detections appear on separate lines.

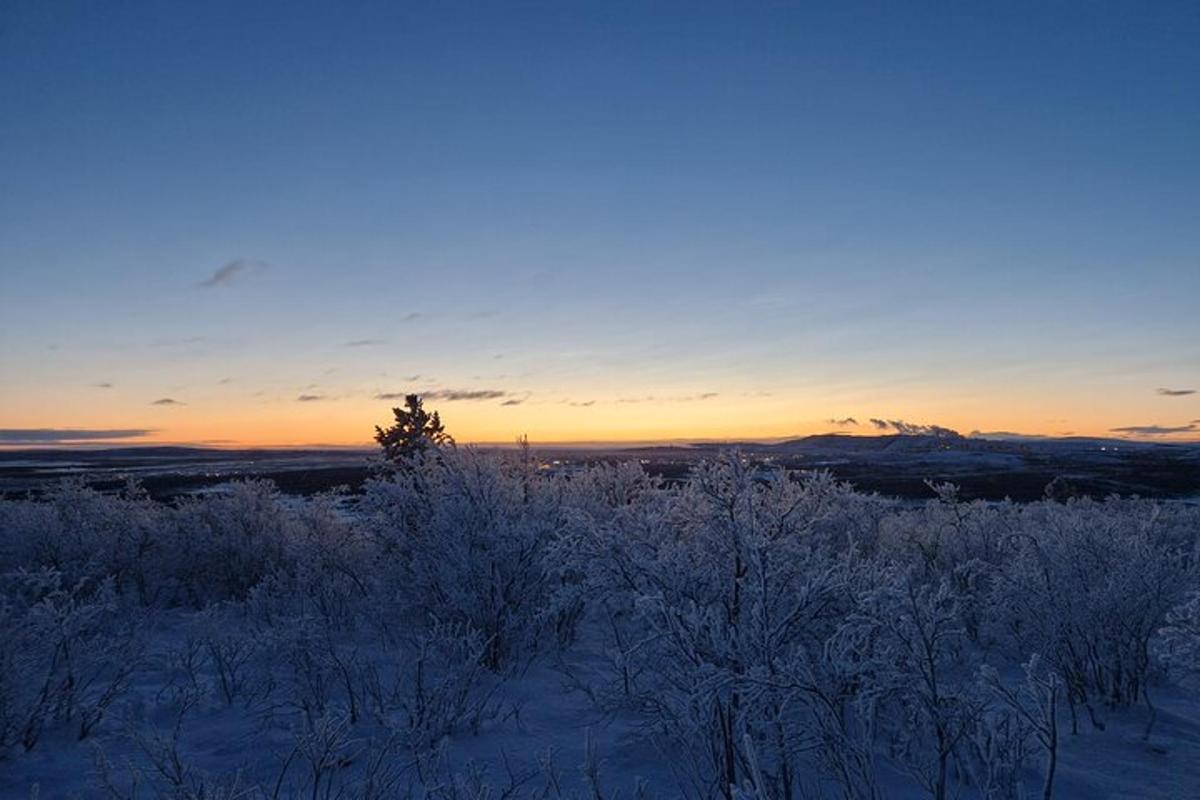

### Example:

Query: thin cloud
xmin=403 ymin=312 xmax=421 ymax=322
xmin=1110 ymin=423 xmax=1197 ymax=436
xmin=617 ymin=393 xmax=718 ymax=404
xmin=198 ymin=259 xmax=267 ymax=288
xmin=568 ymin=400 xmax=596 ymax=407
xmin=344 ymin=339 xmax=386 ymax=347
xmin=500 ymin=398 xmax=525 ymax=406
xmin=869 ymin=418 xmax=960 ymax=437
xmin=423 ymin=389 xmax=507 ymax=401
xmin=1156 ymin=387 xmax=1196 ymax=396
xmin=827 ymin=417 xmax=859 ymax=427
xmin=968 ymin=430 xmax=1051 ymax=441
xmin=218 ymin=377 xmax=234 ymax=384
xmin=297 ymin=394 xmax=325 ymax=402
xmin=93 ymin=382 xmax=114 ymax=389
xmin=151 ymin=398 xmax=184 ymax=406
xmin=376 ymin=388 xmax=508 ymax=402
xmin=0 ymin=428 xmax=155 ymax=444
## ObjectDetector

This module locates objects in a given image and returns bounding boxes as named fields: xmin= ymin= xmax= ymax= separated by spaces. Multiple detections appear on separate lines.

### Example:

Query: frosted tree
xmin=374 ymin=394 xmax=453 ymax=463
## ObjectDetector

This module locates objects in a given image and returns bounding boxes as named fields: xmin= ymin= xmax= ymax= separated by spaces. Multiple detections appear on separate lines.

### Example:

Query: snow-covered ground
xmin=1 ymin=451 xmax=1198 ymax=798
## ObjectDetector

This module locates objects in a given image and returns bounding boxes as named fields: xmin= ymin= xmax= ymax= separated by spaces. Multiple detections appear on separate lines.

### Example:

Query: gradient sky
xmin=2 ymin=1 xmax=1198 ymax=446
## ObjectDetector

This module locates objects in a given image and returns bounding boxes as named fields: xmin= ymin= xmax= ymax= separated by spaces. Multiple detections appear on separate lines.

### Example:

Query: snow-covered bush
xmin=556 ymin=455 xmax=883 ymax=798
xmin=363 ymin=447 xmax=570 ymax=669
xmin=986 ymin=498 xmax=1195 ymax=729
xmin=1155 ymin=590 xmax=1200 ymax=689
xmin=0 ymin=569 xmax=142 ymax=757
xmin=0 ymin=481 xmax=168 ymax=605
xmin=168 ymin=481 xmax=297 ymax=607
xmin=977 ymin=655 xmax=1062 ymax=800
xmin=1 ymin=452 xmax=1198 ymax=798
xmin=243 ymin=492 xmax=373 ymax=631
xmin=836 ymin=574 xmax=987 ymax=800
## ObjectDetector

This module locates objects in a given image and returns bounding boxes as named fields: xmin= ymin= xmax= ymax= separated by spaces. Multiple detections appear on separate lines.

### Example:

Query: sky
xmin=1 ymin=1 xmax=1198 ymax=446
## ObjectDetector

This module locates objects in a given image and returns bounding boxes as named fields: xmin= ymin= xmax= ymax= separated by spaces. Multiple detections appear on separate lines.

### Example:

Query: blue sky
xmin=1 ymin=1 xmax=1198 ymax=444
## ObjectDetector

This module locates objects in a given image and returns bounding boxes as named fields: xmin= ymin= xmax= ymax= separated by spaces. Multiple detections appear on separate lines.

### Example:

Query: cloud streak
xmin=198 ymin=259 xmax=266 ymax=288
xmin=869 ymin=418 xmax=961 ymax=437
xmin=151 ymin=398 xmax=184 ymax=406
xmin=375 ymin=388 xmax=510 ymax=402
xmin=1110 ymin=423 xmax=1197 ymax=436
xmin=297 ymin=394 xmax=325 ymax=402
xmin=1156 ymin=387 xmax=1196 ymax=396
xmin=423 ymin=389 xmax=507 ymax=401
xmin=0 ymin=428 xmax=155 ymax=444
xmin=617 ymin=393 xmax=720 ymax=404
xmin=344 ymin=339 xmax=386 ymax=348
xmin=827 ymin=417 xmax=858 ymax=427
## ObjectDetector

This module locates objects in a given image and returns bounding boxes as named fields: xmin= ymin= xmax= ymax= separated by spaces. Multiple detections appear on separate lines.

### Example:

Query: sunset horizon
xmin=3 ymin=4 xmax=1199 ymax=797
xmin=3 ymin=4 xmax=1198 ymax=450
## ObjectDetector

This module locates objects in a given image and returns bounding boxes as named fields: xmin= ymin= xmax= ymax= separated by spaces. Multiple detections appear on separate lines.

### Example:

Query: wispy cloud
xmin=423 ymin=389 xmax=507 ymax=401
xmin=827 ymin=417 xmax=858 ymax=427
xmin=500 ymin=398 xmax=525 ymax=406
xmin=869 ymin=418 xmax=960 ymax=437
xmin=1110 ymin=423 xmax=1197 ymax=436
xmin=1156 ymin=387 xmax=1196 ymax=396
xmin=198 ymin=259 xmax=267 ymax=288
xmin=151 ymin=398 xmax=184 ymax=406
xmin=968 ymin=430 xmax=1051 ymax=441
xmin=567 ymin=400 xmax=596 ymax=407
xmin=0 ymin=428 xmax=155 ymax=444
xmin=403 ymin=312 xmax=421 ymax=322
xmin=377 ymin=387 xmax=510 ymax=402
xmin=93 ymin=382 xmax=114 ymax=389
xmin=297 ymin=394 xmax=325 ymax=402
xmin=344 ymin=339 xmax=386 ymax=348
xmin=618 ymin=393 xmax=719 ymax=404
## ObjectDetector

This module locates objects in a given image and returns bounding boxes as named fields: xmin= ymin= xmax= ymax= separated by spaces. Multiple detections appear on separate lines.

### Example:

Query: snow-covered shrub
xmin=987 ymin=497 xmax=1195 ymax=729
xmin=0 ymin=481 xmax=168 ymax=605
xmin=0 ymin=569 xmax=142 ymax=756
xmin=558 ymin=455 xmax=879 ymax=799
xmin=185 ymin=605 xmax=273 ymax=707
xmin=1155 ymin=590 xmax=1200 ymax=689
xmin=168 ymin=481 xmax=295 ymax=607
xmin=977 ymin=655 xmax=1061 ymax=800
xmin=836 ymin=574 xmax=987 ymax=800
xmin=244 ymin=492 xmax=373 ymax=631
xmin=390 ymin=620 xmax=504 ymax=751
xmin=363 ymin=447 xmax=569 ymax=669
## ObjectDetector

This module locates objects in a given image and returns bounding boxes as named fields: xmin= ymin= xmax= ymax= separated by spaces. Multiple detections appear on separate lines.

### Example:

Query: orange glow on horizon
xmin=3 ymin=388 xmax=1197 ymax=448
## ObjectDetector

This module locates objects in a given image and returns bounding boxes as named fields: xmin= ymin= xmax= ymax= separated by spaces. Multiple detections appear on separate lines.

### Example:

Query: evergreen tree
xmin=374 ymin=394 xmax=453 ymax=462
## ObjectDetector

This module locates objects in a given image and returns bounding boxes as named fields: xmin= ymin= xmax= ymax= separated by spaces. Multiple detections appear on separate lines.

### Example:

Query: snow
xmin=1 ymin=452 xmax=1198 ymax=799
